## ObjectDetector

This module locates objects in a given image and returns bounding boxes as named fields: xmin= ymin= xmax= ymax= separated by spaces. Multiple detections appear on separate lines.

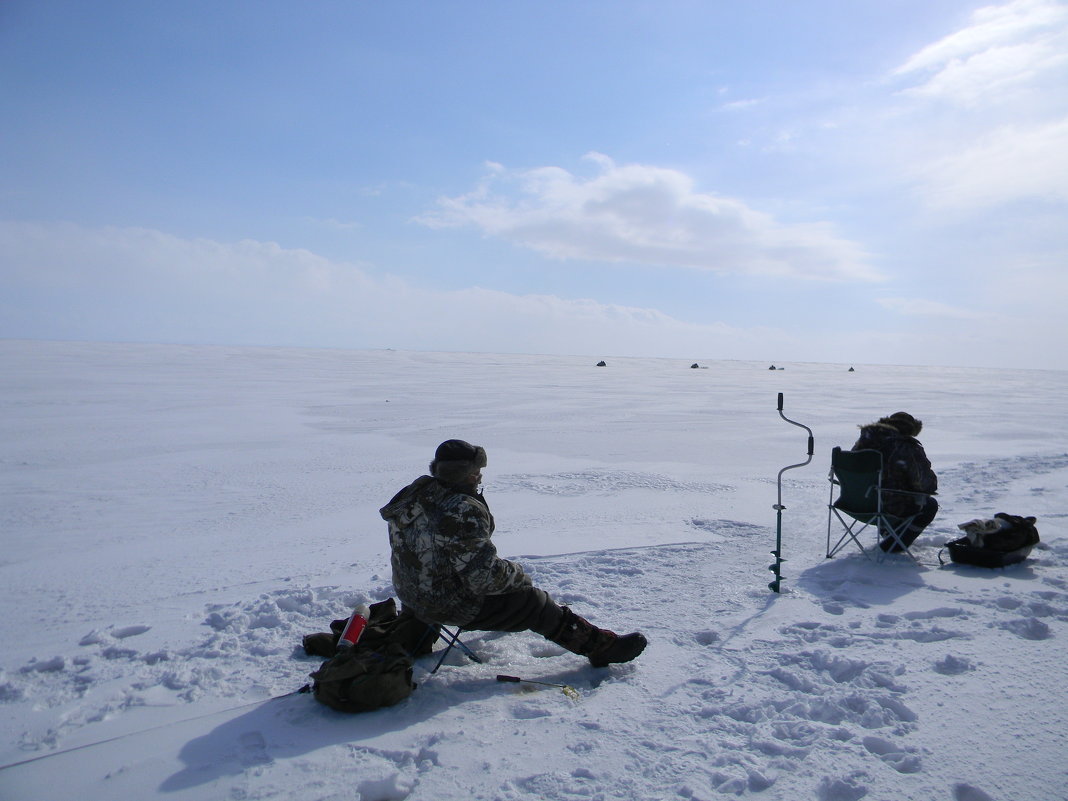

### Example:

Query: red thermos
xmin=336 ymin=604 xmax=371 ymax=650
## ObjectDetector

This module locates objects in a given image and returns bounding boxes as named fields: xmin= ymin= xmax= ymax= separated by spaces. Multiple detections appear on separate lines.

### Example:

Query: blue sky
xmin=2 ymin=0 xmax=1066 ymax=368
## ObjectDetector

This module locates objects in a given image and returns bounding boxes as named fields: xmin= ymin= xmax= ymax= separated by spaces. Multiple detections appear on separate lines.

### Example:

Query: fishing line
xmin=0 ymin=685 xmax=310 ymax=773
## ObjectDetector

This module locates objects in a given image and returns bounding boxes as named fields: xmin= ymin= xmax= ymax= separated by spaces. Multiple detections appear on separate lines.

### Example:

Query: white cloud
xmin=876 ymin=297 xmax=986 ymax=320
xmin=981 ymin=249 xmax=1068 ymax=309
xmin=894 ymin=0 xmax=1068 ymax=107
xmin=3 ymin=221 xmax=1064 ymax=368
xmin=0 ymin=221 xmax=796 ymax=359
xmin=920 ymin=117 xmax=1068 ymax=208
xmin=310 ymin=217 xmax=364 ymax=231
xmin=0 ymin=221 xmax=364 ymax=296
xmin=719 ymin=98 xmax=763 ymax=112
xmin=899 ymin=40 xmax=1067 ymax=107
xmin=418 ymin=154 xmax=880 ymax=282
xmin=888 ymin=0 xmax=1068 ymax=211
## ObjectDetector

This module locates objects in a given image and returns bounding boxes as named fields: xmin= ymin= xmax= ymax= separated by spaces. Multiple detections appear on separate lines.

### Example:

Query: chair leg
xmin=440 ymin=627 xmax=482 ymax=663
xmin=875 ymin=515 xmax=921 ymax=563
xmin=429 ymin=626 xmax=482 ymax=674
xmin=827 ymin=508 xmax=873 ymax=560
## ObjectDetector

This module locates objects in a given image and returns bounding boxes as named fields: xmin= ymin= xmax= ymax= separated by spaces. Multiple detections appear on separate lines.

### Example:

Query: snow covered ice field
xmin=1 ymin=339 xmax=1067 ymax=801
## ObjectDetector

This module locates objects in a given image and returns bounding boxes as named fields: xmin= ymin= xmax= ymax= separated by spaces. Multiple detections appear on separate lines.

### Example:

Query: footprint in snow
xmin=879 ymin=626 xmax=968 ymax=644
xmin=238 ymin=730 xmax=271 ymax=767
xmin=356 ymin=774 xmax=415 ymax=801
xmin=1000 ymin=617 xmax=1052 ymax=640
xmin=862 ymin=735 xmax=922 ymax=774
xmin=112 ymin=625 xmax=151 ymax=639
xmin=80 ymin=625 xmax=151 ymax=645
xmin=20 ymin=656 xmax=66 ymax=673
xmin=511 ymin=701 xmax=554 ymax=719
xmin=933 ymin=654 xmax=973 ymax=675
xmin=817 ymin=772 xmax=870 ymax=801
xmin=954 ymin=783 xmax=996 ymax=801
xmin=694 ymin=630 xmax=720 ymax=646
xmin=100 ymin=645 xmax=139 ymax=660
xmin=902 ymin=607 xmax=965 ymax=621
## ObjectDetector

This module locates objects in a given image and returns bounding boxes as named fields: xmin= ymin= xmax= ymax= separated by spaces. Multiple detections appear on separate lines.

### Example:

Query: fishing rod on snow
xmin=770 ymin=392 xmax=814 ymax=593
xmin=496 ymin=674 xmax=580 ymax=700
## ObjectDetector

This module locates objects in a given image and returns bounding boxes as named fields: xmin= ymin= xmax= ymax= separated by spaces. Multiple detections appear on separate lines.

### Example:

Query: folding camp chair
xmin=424 ymin=625 xmax=483 ymax=674
xmin=826 ymin=446 xmax=929 ymax=562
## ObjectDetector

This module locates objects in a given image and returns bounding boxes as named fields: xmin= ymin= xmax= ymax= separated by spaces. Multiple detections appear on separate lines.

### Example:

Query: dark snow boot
xmin=547 ymin=607 xmax=647 ymax=667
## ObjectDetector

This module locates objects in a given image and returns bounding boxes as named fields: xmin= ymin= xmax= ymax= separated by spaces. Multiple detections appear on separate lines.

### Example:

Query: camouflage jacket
xmin=852 ymin=423 xmax=937 ymax=516
xmin=379 ymin=476 xmax=531 ymax=626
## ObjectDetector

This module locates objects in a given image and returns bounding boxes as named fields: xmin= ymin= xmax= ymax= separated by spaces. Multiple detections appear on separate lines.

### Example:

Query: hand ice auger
xmin=770 ymin=392 xmax=814 ymax=593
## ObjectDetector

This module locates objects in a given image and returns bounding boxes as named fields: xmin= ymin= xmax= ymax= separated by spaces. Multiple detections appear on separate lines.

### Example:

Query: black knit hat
xmin=430 ymin=439 xmax=487 ymax=485
xmin=433 ymin=439 xmax=487 ymax=466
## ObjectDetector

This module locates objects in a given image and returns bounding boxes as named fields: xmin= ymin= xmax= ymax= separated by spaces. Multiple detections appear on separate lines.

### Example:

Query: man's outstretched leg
xmin=466 ymin=588 xmax=647 ymax=667
xmin=543 ymin=606 xmax=647 ymax=667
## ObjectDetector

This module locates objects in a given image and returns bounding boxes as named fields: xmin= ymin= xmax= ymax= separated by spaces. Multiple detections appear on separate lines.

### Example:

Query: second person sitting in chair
xmin=852 ymin=411 xmax=938 ymax=552
xmin=380 ymin=439 xmax=647 ymax=667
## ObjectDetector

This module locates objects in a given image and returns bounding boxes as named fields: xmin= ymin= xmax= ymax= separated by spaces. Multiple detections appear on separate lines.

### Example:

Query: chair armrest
xmin=881 ymin=487 xmax=936 ymax=498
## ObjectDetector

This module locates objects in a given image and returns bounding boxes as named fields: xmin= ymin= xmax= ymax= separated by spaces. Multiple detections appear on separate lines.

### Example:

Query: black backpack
xmin=943 ymin=513 xmax=1040 ymax=568
xmin=308 ymin=641 xmax=416 ymax=713
xmin=303 ymin=598 xmax=434 ymax=713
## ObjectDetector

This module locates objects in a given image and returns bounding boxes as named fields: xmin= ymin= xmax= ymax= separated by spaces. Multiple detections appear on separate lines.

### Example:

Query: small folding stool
xmin=422 ymin=624 xmax=482 ymax=674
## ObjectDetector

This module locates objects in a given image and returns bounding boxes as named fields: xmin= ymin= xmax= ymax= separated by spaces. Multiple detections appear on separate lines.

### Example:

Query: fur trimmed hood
xmin=861 ymin=411 xmax=922 ymax=438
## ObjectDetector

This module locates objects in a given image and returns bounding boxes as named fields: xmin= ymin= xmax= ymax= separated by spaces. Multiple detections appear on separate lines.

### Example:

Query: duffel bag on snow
xmin=309 ymin=641 xmax=416 ymax=713
xmin=943 ymin=513 xmax=1040 ymax=568
xmin=302 ymin=597 xmax=437 ymax=659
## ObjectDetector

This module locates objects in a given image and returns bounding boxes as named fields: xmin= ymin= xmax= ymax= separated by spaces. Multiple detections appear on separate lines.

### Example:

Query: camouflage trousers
xmin=463 ymin=586 xmax=563 ymax=636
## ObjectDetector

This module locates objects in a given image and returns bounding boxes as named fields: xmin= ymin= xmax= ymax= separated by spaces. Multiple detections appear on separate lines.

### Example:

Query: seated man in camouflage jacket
xmin=380 ymin=439 xmax=646 ymax=667
xmin=852 ymin=411 xmax=938 ymax=552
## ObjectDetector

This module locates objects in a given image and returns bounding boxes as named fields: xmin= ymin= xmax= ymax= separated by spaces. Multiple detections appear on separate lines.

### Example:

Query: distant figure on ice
xmin=380 ymin=439 xmax=647 ymax=666
xmin=852 ymin=412 xmax=938 ymax=552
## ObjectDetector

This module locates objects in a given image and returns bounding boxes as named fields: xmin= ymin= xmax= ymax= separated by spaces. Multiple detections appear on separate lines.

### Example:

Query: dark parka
xmin=379 ymin=476 xmax=531 ymax=626
xmin=852 ymin=422 xmax=937 ymax=517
